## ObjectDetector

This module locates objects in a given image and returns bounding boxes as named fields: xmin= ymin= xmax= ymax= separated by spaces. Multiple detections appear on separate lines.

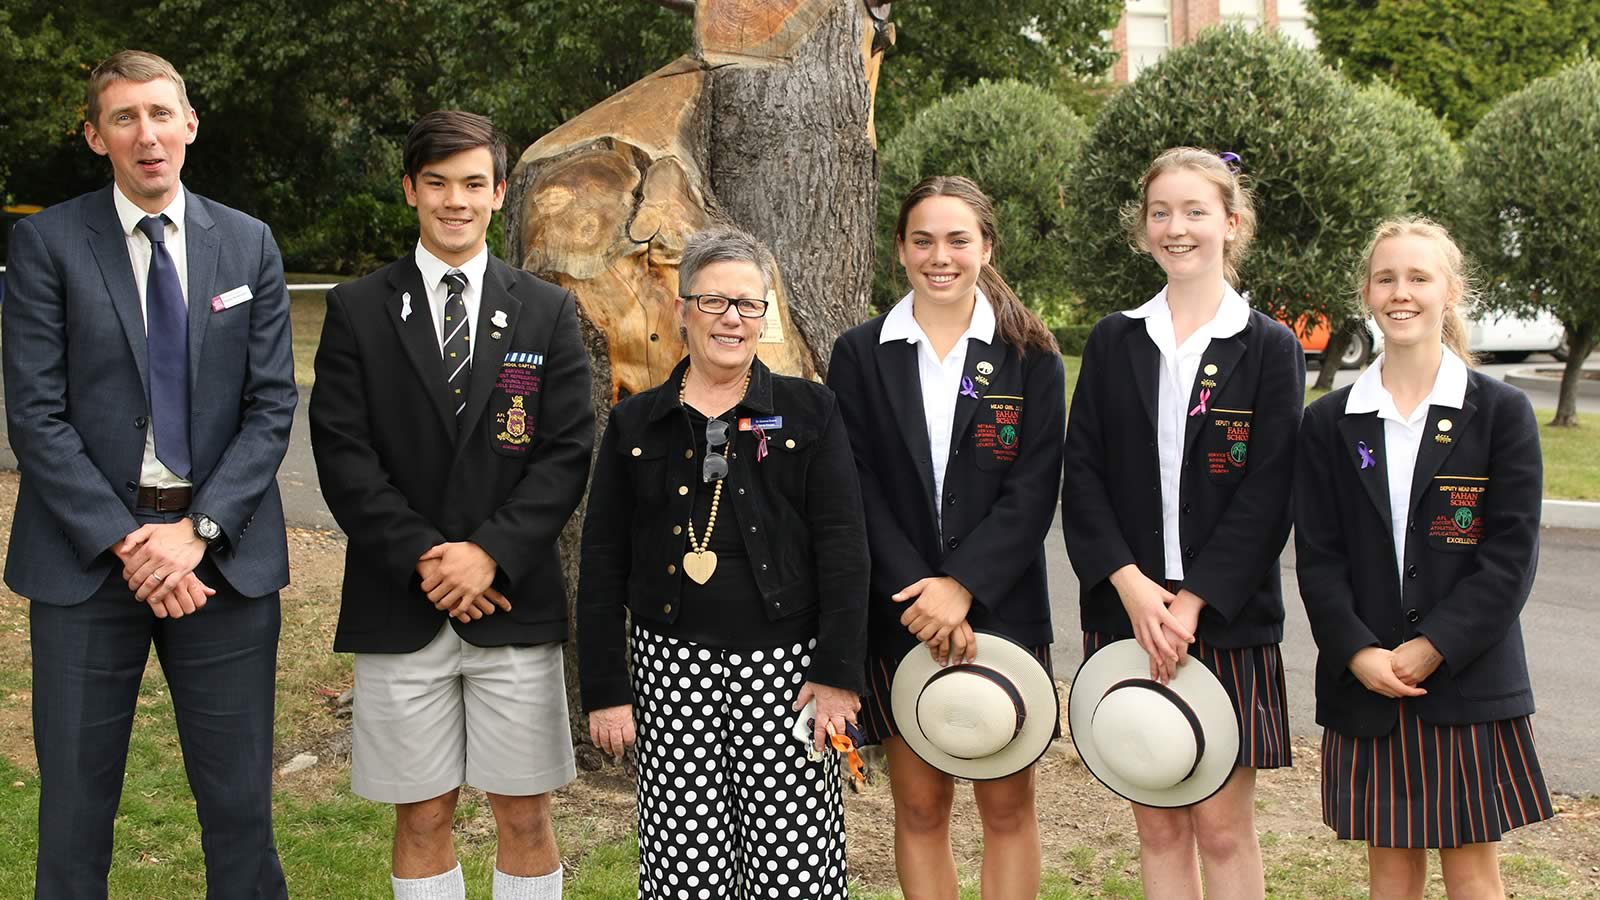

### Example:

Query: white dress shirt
xmin=414 ymin=242 xmax=489 ymax=354
xmin=879 ymin=289 xmax=997 ymax=532
xmin=1122 ymin=284 xmax=1252 ymax=580
xmin=1344 ymin=349 xmax=1469 ymax=588
xmin=114 ymin=184 xmax=191 ymax=489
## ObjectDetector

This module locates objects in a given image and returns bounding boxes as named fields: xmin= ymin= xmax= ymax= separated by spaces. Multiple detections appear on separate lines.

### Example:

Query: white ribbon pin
xmin=400 ymin=292 xmax=413 ymax=321
xmin=491 ymin=310 xmax=509 ymax=329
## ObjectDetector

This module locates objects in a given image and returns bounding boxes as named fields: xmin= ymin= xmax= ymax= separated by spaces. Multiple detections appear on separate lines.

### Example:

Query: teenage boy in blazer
xmin=309 ymin=110 xmax=593 ymax=900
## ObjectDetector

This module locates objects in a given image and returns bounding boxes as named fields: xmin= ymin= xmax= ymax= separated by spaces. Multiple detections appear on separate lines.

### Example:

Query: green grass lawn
xmin=285 ymin=273 xmax=341 ymax=387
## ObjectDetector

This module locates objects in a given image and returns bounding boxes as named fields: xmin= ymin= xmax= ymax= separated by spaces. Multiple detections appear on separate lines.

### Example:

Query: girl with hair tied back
xmin=828 ymin=175 xmax=1066 ymax=899
xmin=1062 ymin=147 xmax=1304 ymax=899
xmin=1295 ymin=218 xmax=1553 ymax=899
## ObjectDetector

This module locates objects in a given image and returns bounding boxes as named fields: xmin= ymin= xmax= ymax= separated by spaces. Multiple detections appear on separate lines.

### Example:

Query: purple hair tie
xmin=1217 ymin=151 xmax=1242 ymax=174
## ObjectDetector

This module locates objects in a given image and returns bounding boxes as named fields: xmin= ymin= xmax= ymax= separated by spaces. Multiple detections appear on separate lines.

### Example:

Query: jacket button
xmin=953 ymin=448 xmax=960 ymax=456
xmin=125 ymin=480 xmax=137 ymax=492
xmin=664 ymin=604 xmax=673 ymax=614
xmin=1406 ymin=608 xmax=1420 ymax=623
xmin=1184 ymin=546 xmax=1196 ymax=560
xmin=785 ymin=439 xmax=796 ymax=449
xmin=749 ymin=525 xmax=757 ymax=533
xmin=774 ymin=600 xmax=782 ymax=609
xmin=134 ymin=416 xmax=147 ymax=428
xmin=760 ymin=563 xmax=768 ymax=571
xmin=1182 ymin=503 xmax=1192 ymax=514
xmin=1406 ymin=565 xmax=1418 ymax=579
xmin=678 ymin=485 xmax=688 ymax=496
xmin=947 ymin=494 xmax=956 ymax=505
xmin=1408 ymin=519 xmax=1416 ymax=532
xmin=667 ymin=564 xmax=676 ymax=575
xmin=631 ymin=447 xmax=642 ymax=457
xmin=738 ymin=488 xmax=746 ymax=495
xmin=673 ymin=525 xmax=683 ymax=535
xmin=948 ymin=537 xmax=960 ymax=549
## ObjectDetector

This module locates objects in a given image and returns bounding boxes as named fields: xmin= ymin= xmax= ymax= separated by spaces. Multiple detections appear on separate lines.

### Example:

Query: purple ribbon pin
xmin=1188 ymin=387 xmax=1210 ymax=417
xmin=1358 ymin=440 xmax=1376 ymax=469
xmin=959 ymin=376 xmax=980 ymax=399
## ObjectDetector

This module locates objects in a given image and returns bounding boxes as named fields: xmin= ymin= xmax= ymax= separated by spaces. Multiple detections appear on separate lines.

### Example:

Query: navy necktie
xmin=136 ymin=215 xmax=191 ymax=478
xmin=442 ymin=270 xmax=471 ymax=417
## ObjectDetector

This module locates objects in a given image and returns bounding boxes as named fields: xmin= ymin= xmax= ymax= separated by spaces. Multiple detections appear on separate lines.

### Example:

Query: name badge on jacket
xmin=491 ymin=351 xmax=543 ymax=455
xmin=1204 ymin=408 xmax=1253 ymax=475
xmin=1425 ymin=474 xmax=1488 ymax=550
xmin=975 ymin=395 xmax=1024 ymax=466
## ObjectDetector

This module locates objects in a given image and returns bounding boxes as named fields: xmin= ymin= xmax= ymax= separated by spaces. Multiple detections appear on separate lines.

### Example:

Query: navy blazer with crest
xmin=309 ymin=252 xmax=594 ymax=653
xmin=1295 ymin=370 xmax=1541 ymax=736
xmin=827 ymin=316 xmax=1066 ymax=663
xmin=1061 ymin=307 xmax=1305 ymax=647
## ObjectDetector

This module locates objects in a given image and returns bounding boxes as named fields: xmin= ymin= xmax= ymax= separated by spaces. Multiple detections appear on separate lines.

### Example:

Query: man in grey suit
xmin=2 ymin=50 xmax=296 ymax=898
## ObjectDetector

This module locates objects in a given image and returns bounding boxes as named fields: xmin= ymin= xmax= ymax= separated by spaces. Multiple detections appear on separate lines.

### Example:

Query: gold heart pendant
xmin=682 ymin=550 xmax=718 ymax=585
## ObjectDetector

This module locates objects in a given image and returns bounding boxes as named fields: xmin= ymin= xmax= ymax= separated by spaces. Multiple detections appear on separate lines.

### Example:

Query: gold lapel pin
xmin=1204 ymin=363 xmax=1218 ymax=376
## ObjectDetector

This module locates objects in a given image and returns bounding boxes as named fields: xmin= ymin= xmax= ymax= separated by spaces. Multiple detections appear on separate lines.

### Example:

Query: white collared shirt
xmin=414 ymin=242 xmax=489 ymax=355
xmin=1122 ymin=284 xmax=1252 ymax=579
xmin=880 ymin=289 xmax=997 ymax=531
xmin=114 ymin=184 xmax=191 ymax=489
xmin=1344 ymin=349 xmax=1469 ymax=588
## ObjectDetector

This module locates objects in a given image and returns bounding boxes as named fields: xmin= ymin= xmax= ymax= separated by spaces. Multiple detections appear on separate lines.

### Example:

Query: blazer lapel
xmin=457 ymin=260 xmax=522 ymax=446
xmin=386 ymin=258 xmax=457 ymax=438
xmin=86 ymin=188 xmax=150 ymax=395
xmin=1182 ymin=332 xmax=1248 ymax=459
xmin=947 ymin=339 xmax=1005 ymax=469
xmin=1407 ymin=393 xmax=1478 ymax=520
xmin=183 ymin=194 xmax=219 ymax=391
xmin=1336 ymin=412 xmax=1392 ymax=529
xmin=878 ymin=338 xmax=938 ymax=522
xmin=1125 ymin=329 xmax=1160 ymax=433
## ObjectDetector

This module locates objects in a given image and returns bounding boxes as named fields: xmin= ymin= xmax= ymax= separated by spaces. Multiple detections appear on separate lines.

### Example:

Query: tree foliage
xmin=876 ymin=80 xmax=1087 ymax=322
xmin=874 ymin=0 xmax=1121 ymax=142
xmin=1309 ymin=0 xmax=1600 ymax=136
xmin=1352 ymin=81 xmax=1460 ymax=223
xmin=1063 ymin=26 xmax=1417 ymax=326
xmin=1455 ymin=61 xmax=1600 ymax=424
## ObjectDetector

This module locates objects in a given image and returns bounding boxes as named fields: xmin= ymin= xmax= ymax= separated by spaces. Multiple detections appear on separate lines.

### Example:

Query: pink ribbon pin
xmin=754 ymin=426 xmax=769 ymax=462
xmin=1188 ymin=387 xmax=1210 ymax=417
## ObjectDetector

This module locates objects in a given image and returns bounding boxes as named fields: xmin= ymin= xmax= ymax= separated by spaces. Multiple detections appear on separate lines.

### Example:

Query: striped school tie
xmin=442 ymin=270 xmax=471 ymax=417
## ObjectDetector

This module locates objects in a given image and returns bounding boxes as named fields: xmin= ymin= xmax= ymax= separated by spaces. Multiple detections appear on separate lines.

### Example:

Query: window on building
xmin=1220 ymin=0 xmax=1265 ymax=30
xmin=1126 ymin=0 xmax=1171 ymax=79
xmin=1275 ymin=0 xmax=1318 ymax=48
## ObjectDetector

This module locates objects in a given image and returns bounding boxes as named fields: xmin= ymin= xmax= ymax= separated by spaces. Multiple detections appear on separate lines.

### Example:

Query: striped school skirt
xmin=1321 ymin=702 xmax=1554 ymax=848
xmin=858 ymin=643 xmax=1060 ymax=747
xmin=1082 ymin=630 xmax=1294 ymax=770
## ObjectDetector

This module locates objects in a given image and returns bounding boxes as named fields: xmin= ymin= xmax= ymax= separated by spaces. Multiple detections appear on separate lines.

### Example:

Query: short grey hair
xmin=678 ymin=225 xmax=779 ymax=298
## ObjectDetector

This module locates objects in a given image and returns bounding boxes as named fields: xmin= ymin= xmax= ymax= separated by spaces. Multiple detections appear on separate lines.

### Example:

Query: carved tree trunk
xmin=502 ymin=0 xmax=888 ymax=767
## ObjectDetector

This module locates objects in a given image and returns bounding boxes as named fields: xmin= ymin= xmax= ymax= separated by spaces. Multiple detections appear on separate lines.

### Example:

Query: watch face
xmin=195 ymin=516 xmax=220 ymax=540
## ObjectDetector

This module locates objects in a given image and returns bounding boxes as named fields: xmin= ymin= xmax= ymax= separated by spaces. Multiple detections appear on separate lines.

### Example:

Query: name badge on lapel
xmin=490 ymin=351 xmax=543 ymax=455
xmin=209 ymin=284 xmax=252 ymax=312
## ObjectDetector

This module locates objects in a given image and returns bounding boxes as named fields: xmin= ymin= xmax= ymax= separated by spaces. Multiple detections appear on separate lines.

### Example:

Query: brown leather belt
xmin=137 ymin=485 xmax=192 ymax=512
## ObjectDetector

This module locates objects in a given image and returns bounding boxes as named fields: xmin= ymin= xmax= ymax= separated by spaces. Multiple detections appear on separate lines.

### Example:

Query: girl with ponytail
xmin=1062 ymin=147 xmax=1304 ymax=898
xmin=827 ymin=175 xmax=1066 ymax=898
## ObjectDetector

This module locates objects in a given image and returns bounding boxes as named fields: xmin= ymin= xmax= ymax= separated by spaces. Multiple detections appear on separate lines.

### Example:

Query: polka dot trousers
xmin=631 ymin=625 xmax=849 ymax=899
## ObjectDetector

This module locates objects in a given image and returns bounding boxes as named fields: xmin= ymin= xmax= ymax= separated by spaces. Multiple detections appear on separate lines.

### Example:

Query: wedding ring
xmin=150 ymin=572 xmax=165 ymax=583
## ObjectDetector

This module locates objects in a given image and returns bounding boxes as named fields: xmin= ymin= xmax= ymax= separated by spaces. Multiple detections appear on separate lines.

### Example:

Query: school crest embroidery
xmin=497 ymin=395 xmax=532 ymax=446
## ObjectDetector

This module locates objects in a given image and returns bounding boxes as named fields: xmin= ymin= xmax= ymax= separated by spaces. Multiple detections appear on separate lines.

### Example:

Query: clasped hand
xmin=118 ymin=522 xmax=214 ymax=618
xmin=418 ymin=542 xmax=510 ymax=622
xmin=1349 ymin=637 xmax=1442 ymax=699
xmin=894 ymin=576 xmax=975 ymax=666
xmin=1109 ymin=565 xmax=1198 ymax=684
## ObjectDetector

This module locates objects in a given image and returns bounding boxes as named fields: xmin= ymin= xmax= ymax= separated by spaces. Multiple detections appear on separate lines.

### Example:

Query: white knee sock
xmin=493 ymin=865 xmax=563 ymax=900
xmin=391 ymin=863 xmax=466 ymax=900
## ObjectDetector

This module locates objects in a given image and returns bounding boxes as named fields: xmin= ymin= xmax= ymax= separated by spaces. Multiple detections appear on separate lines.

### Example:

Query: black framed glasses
xmin=702 ymin=418 xmax=731 ymax=482
xmin=683 ymin=293 xmax=769 ymax=319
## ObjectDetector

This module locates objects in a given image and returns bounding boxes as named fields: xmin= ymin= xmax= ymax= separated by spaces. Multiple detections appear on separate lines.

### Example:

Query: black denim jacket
xmin=576 ymin=356 xmax=868 ymax=711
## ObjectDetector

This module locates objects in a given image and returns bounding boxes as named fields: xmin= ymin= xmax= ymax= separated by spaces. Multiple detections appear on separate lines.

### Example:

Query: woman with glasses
xmin=576 ymin=225 xmax=868 ymax=900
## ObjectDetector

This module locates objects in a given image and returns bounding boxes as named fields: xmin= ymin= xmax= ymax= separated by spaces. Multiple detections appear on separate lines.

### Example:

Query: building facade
xmin=1113 ymin=0 xmax=1316 ymax=82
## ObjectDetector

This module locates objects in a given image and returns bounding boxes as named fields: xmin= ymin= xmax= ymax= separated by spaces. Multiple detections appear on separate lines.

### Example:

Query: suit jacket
xmin=827 ymin=318 xmax=1066 ymax=662
xmin=1061 ymin=308 xmax=1304 ymax=647
xmin=2 ymin=185 xmax=296 ymax=604
xmin=309 ymin=252 xmax=594 ymax=653
xmin=1295 ymin=371 xmax=1541 ymax=735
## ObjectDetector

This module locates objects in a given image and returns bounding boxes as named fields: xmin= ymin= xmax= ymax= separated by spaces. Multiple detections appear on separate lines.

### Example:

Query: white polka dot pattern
xmin=631 ymin=625 xmax=849 ymax=899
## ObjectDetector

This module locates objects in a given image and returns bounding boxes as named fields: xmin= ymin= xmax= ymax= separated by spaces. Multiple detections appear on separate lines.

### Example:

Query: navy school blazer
xmin=1061 ymin=308 xmax=1305 ymax=647
xmin=827 ymin=317 xmax=1066 ymax=663
xmin=1295 ymin=371 xmax=1541 ymax=736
